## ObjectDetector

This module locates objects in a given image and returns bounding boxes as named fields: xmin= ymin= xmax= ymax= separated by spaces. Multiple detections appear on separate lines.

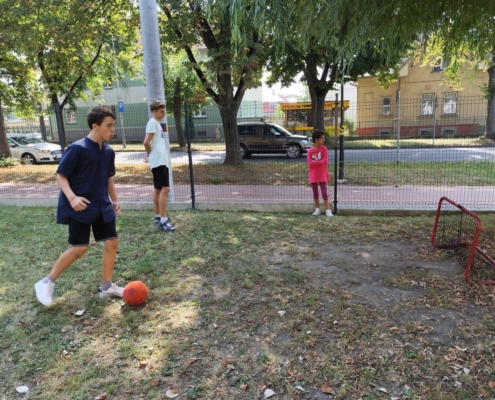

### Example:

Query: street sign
xmin=118 ymin=101 xmax=125 ymax=113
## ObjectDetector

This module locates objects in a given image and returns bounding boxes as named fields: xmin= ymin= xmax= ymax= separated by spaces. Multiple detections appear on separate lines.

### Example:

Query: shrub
xmin=0 ymin=156 xmax=19 ymax=167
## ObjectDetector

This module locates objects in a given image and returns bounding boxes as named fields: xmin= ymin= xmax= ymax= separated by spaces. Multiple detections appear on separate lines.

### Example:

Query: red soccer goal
xmin=431 ymin=197 xmax=495 ymax=285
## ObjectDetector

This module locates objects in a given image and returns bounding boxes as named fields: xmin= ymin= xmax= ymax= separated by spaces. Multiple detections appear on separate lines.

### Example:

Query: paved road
xmin=115 ymin=147 xmax=495 ymax=165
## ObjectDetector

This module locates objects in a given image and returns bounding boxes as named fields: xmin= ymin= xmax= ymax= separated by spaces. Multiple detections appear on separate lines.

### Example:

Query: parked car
xmin=7 ymin=134 xmax=62 ymax=164
xmin=237 ymin=122 xmax=311 ymax=159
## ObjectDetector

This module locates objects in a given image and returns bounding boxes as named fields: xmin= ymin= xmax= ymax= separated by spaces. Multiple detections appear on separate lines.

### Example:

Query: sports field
xmin=1 ymin=207 xmax=495 ymax=399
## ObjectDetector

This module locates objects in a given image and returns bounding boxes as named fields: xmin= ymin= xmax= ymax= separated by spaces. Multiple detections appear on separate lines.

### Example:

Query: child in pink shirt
xmin=307 ymin=129 xmax=333 ymax=217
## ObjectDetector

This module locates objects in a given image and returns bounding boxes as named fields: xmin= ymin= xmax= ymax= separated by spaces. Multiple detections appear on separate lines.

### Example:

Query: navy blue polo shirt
xmin=56 ymin=136 xmax=116 ymax=224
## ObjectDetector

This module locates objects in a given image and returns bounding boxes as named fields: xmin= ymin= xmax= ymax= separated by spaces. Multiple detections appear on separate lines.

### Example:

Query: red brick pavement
xmin=0 ymin=182 xmax=493 ymax=210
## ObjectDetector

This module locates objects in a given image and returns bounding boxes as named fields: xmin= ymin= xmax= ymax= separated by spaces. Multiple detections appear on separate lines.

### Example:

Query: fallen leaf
xmin=165 ymin=389 xmax=179 ymax=398
xmin=295 ymin=385 xmax=305 ymax=391
xmin=389 ymin=327 xmax=400 ymax=332
xmin=377 ymin=387 xmax=388 ymax=393
xmin=188 ymin=358 xmax=199 ymax=364
xmin=75 ymin=309 xmax=85 ymax=316
xmin=312 ymin=352 xmax=318 ymax=357
xmin=264 ymin=388 xmax=276 ymax=398
xmin=321 ymin=385 xmax=335 ymax=395
xmin=139 ymin=360 xmax=148 ymax=367
xmin=151 ymin=379 xmax=160 ymax=386
xmin=16 ymin=386 xmax=29 ymax=394
xmin=278 ymin=310 xmax=286 ymax=316
xmin=240 ymin=383 xmax=248 ymax=390
xmin=94 ymin=393 xmax=107 ymax=400
xmin=489 ymin=381 xmax=495 ymax=388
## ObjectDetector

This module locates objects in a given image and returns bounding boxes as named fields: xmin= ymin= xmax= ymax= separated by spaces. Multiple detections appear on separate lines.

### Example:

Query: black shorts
xmin=68 ymin=216 xmax=118 ymax=246
xmin=151 ymin=165 xmax=170 ymax=189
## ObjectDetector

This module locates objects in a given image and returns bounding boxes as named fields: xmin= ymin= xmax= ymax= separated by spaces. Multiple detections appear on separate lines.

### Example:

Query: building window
xmin=382 ymin=97 xmax=391 ymax=115
xmin=194 ymin=109 xmax=207 ymax=118
xmin=443 ymin=92 xmax=457 ymax=115
xmin=432 ymin=58 xmax=443 ymax=72
xmin=65 ymin=111 xmax=77 ymax=124
xmin=420 ymin=94 xmax=434 ymax=116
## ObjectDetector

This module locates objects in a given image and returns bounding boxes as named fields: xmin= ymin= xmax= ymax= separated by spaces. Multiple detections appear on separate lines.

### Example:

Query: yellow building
xmin=356 ymin=58 xmax=488 ymax=137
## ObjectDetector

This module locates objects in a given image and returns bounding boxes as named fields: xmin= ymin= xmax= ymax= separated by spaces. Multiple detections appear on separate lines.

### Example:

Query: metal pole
xmin=432 ymin=94 xmax=438 ymax=145
xmin=185 ymin=103 xmax=196 ymax=210
xmin=333 ymin=94 xmax=339 ymax=215
xmin=396 ymin=87 xmax=401 ymax=164
xmin=112 ymin=39 xmax=126 ymax=148
xmin=338 ymin=76 xmax=345 ymax=180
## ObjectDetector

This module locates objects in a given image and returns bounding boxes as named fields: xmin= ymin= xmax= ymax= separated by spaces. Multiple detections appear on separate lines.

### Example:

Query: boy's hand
xmin=70 ymin=196 xmax=90 ymax=211
xmin=143 ymin=155 xmax=149 ymax=163
xmin=112 ymin=202 xmax=121 ymax=217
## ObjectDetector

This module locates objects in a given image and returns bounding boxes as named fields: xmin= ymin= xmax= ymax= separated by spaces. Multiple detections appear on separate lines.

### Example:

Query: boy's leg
xmin=93 ymin=217 xmax=123 ymax=297
xmin=158 ymin=186 xmax=170 ymax=217
xmin=101 ymin=238 xmax=119 ymax=282
xmin=35 ymin=219 xmax=90 ymax=306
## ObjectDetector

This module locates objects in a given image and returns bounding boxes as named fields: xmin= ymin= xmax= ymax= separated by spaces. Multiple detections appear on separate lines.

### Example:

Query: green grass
xmin=2 ymin=207 xmax=495 ymax=399
xmin=1 ymin=160 xmax=495 ymax=186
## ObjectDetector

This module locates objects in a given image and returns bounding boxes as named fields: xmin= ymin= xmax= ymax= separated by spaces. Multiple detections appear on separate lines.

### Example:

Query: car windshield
xmin=11 ymin=137 xmax=44 ymax=145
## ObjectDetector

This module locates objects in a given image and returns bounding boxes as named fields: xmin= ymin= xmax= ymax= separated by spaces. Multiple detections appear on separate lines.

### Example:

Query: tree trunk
xmin=311 ymin=90 xmax=330 ymax=131
xmin=173 ymin=99 xmax=186 ymax=148
xmin=0 ymin=96 xmax=13 ymax=158
xmin=486 ymin=64 xmax=495 ymax=139
xmin=219 ymin=99 xmax=242 ymax=165
xmin=38 ymin=103 xmax=48 ymax=141
xmin=52 ymin=95 xmax=68 ymax=150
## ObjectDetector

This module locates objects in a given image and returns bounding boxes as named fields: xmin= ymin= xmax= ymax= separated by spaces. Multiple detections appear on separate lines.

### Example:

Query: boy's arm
xmin=107 ymin=177 xmax=120 ymax=217
xmin=57 ymin=173 xmax=89 ymax=211
xmin=143 ymin=133 xmax=153 ymax=163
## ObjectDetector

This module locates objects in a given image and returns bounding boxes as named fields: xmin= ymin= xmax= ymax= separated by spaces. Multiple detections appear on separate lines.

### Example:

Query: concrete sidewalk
xmin=0 ymin=182 xmax=493 ymax=214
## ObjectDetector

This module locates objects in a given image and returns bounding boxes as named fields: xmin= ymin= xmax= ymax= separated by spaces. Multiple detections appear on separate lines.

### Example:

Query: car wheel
xmin=286 ymin=144 xmax=302 ymax=159
xmin=22 ymin=153 xmax=36 ymax=165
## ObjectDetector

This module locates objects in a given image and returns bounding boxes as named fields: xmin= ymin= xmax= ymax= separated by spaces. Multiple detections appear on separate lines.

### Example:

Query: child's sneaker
xmin=154 ymin=216 xmax=160 ymax=226
xmin=158 ymin=218 xmax=176 ymax=232
xmin=99 ymin=283 xmax=124 ymax=299
xmin=312 ymin=208 xmax=321 ymax=216
xmin=35 ymin=279 xmax=54 ymax=306
xmin=326 ymin=210 xmax=334 ymax=217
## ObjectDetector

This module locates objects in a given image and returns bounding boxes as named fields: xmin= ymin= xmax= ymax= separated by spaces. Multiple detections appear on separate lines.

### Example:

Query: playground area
xmin=2 ymin=207 xmax=495 ymax=399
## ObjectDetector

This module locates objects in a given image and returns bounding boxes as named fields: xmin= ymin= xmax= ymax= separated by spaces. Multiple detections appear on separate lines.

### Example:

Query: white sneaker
xmin=35 ymin=279 xmax=54 ymax=306
xmin=312 ymin=209 xmax=321 ymax=216
xmin=99 ymin=283 xmax=124 ymax=298
xmin=326 ymin=210 xmax=334 ymax=217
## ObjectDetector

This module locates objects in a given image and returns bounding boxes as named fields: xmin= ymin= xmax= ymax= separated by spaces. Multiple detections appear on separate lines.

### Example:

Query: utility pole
xmin=112 ymin=39 xmax=127 ymax=149
xmin=138 ymin=0 xmax=174 ymax=201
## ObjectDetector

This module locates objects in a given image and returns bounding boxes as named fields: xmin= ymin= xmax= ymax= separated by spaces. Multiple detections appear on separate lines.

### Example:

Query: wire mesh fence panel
xmin=0 ymin=98 xmax=494 ymax=209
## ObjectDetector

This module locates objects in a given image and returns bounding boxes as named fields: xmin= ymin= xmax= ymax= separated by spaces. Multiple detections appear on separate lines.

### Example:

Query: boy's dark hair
xmin=150 ymin=99 xmax=166 ymax=112
xmin=87 ymin=106 xmax=116 ymax=129
xmin=312 ymin=129 xmax=326 ymax=143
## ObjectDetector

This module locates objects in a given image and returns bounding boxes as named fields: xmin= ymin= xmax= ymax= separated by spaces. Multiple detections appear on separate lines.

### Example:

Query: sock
xmin=160 ymin=217 xmax=169 ymax=224
xmin=43 ymin=276 xmax=55 ymax=284
xmin=100 ymin=281 xmax=112 ymax=291
xmin=155 ymin=214 xmax=160 ymax=218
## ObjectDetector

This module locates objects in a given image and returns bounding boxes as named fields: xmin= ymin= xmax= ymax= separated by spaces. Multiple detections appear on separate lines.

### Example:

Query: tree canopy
xmin=159 ymin=0 xmax=267 ymax=164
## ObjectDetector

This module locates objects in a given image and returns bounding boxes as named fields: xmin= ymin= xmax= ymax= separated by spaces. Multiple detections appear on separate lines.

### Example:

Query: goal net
xmin=431 ymin=196 xmax=495 ymax=285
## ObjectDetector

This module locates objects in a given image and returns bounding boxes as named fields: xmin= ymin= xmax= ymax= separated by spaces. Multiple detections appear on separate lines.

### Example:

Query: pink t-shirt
xmin=307 ymin=145 xmax=329 ymax=183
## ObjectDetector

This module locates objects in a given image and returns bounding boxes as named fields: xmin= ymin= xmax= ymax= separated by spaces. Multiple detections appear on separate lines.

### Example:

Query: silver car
xmin=7 ymin=134 xmax=62 ymax=164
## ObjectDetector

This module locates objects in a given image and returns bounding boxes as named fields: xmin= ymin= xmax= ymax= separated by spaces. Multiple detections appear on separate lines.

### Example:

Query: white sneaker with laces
xmin=312 ymin=209 xmax=321 ymax=216
xmin=99 ymin=283 xmax=124 ymax=298
xmin=326 ymin=210 xmax=334 ymax=217
xmin=35 ymin=279 xmax=54 ymax=306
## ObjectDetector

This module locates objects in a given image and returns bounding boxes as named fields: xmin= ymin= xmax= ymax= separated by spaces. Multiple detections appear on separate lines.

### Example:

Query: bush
xmin=0 ymin=156 xmax=19 ymax=167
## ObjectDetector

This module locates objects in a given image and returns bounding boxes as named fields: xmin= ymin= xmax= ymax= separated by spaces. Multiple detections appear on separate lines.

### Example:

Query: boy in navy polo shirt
xmin=34 ymin=106 xmax=124 ymax=306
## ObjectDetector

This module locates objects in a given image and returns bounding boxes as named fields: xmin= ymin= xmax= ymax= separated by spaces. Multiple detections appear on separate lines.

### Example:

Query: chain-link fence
xmin=1 ymin=98 xmax=494 ymax=211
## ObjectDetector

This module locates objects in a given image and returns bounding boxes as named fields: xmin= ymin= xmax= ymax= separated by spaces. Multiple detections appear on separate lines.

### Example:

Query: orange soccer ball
xmin=123 ymin=281 xmax=148 ymax=306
